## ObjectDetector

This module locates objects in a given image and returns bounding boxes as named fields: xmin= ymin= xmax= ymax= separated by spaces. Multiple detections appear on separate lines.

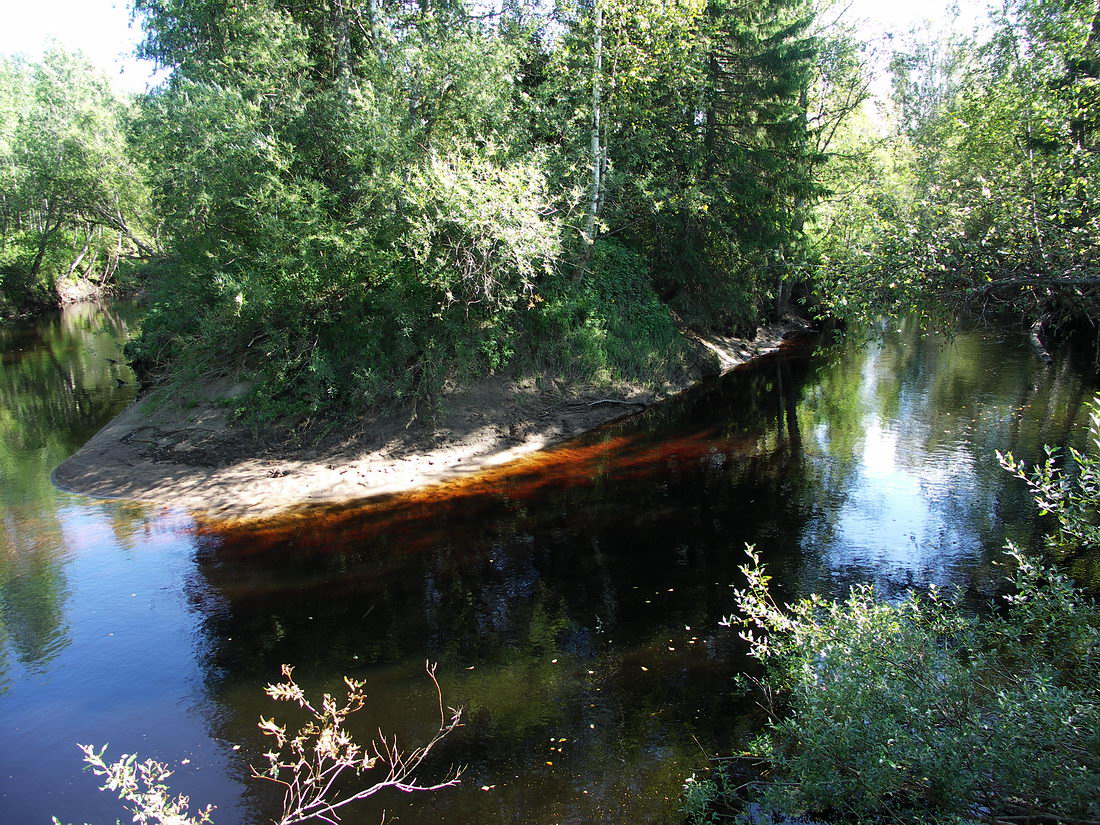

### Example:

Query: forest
xmin=3 ymin=1 xmax=1100 ymax=824
xmin=1 ymin=0 xmax=1095 ymax=422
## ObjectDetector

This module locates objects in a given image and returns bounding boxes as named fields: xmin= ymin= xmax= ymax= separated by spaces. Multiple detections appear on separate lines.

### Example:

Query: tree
xmin=0 ymin=48 xmax=153 ymax=314
xmin=810 ymin=1 xmax=1100 ymax=345
xmin=126 ymin=0 xmax=839 ymax=419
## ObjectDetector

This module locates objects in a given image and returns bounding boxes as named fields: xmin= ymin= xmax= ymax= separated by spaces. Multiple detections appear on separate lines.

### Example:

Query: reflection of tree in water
xmin=0 ymin=520 xmax=70 ymax=683
xmin=183 ymin=348 xmax=822 ymax=825
xmin=790 ymin=322 xmax=1099 ymax=600
xmin=179 ymin=328 xmax=1099 ymax=824
xmin=0 ymin=301 xmax=139 ymax=685
xmin=0 ymin=302 xmax=138 ymax=471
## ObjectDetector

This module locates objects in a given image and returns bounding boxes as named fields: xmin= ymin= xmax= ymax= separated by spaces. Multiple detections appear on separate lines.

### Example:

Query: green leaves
xmin=404 ymin=148 xmax=561 ymax=309
xmin=721 ymin=541 xmax=1100 ymax=823
xmin=125 ymin=0 xmax=839 ymax=417
xmin=999 ymin=398 xmax=1100 ymax=559
xmin=813 ymin=0 xmax=1100 ymax=335
xmin=0 ymin=48 xmax=153 ymax=314
xmin=700 ymin=397 xmax=1100 ymax=825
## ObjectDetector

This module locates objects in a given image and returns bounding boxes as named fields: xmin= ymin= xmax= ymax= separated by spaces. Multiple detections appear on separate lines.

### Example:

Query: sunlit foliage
xmin=812 ymin=0 xmax=1100 ymax=342
xmin=124 ymin=0 xmax=826 ymax=419
xmin=0 ymin=50 xmax=152 ymax=315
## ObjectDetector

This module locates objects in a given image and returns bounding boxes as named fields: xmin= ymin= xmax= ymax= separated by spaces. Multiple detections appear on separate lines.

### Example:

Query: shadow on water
xmin=1 ymin=312 xmax=1098 ymax=825
xmin=185 ymin=320 xmax=1099 ymax=825
xmin=186 ymin=344 xmax=820 ymax=825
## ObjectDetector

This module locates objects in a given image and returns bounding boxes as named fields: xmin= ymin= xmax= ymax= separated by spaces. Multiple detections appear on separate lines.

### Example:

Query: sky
xmin=0 ymin=0 xmax=159 ymax=94
xmin=0 ymin=0 xmax=990 ymax=97
xmin=846 ymin=0 xmax=989 ymax=35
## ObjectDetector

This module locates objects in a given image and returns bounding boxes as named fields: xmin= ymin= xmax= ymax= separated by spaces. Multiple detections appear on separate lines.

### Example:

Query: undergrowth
xmin=130 ymin=239 xmax=697 ymax=425
xmin=521 ymin=241 xmax=694 ymax=387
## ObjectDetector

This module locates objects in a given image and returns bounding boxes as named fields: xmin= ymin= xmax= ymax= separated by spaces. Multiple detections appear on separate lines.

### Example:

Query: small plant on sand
xmin=58 ymin=662 xmax=462 ymax=825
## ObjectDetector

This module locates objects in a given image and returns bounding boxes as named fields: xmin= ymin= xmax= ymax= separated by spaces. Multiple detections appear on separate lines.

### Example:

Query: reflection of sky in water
xmin=3 ymin=308 xmax=1097 ymax=825
xmin=799 ymin=331 xmax=1035 ymax=598
xmin=0 ymin=305 xmax=246 ymax=825
xmin=0 ymin=497 xmax=248 ymax=825
xmin=816 ymin=417 xmax=981 ymax=591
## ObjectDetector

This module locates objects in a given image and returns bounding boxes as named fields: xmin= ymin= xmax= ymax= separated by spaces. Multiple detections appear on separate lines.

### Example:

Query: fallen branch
xmin=587 ymin=399 xmax=644 ymax=407
xmin=1030 ymin=318 xmax=1054 ymax=364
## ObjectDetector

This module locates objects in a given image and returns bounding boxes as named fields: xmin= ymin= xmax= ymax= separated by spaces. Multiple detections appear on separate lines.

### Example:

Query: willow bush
xmin=686 ymin=398 xmax=1100 ymax=825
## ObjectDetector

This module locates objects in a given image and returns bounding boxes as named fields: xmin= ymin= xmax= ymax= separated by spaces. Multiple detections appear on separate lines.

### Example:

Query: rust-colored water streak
xmin=196 ymin=421 xmax=767 ymax=554
xmin=189 ymin=341 xmax=809 ymax=554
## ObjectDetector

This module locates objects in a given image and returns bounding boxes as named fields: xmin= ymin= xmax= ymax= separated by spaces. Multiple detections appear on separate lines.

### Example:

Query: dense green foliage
xmin=6 ymin=0 xmax=1099 ymax=414
xmin=0 ymin=50 xmax=152 ymax=316
xmin=119 ymin=0 xmax=828 ymax=418
xmin=815 ymin=1 xmax=1100 ymax=342
xmin=523 ymin=240 xmax=694 ymax=383
xmin=684 ymin=397 xmax=1100 ymax=825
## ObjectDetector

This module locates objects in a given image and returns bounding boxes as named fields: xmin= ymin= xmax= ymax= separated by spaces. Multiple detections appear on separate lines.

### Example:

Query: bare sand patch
xmin=52 ymin=320 xmax=810 ymax=521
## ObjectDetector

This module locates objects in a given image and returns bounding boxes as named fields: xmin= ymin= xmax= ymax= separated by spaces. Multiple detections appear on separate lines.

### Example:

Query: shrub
xmin=686 ymin=396 xmax=1100 ymax=825
xmin=522 ymin=240 xmax=692 ymax=385
xmin=712 ymin=546 xmax=1100 ymax=825
xmin=57 ymin=663 xmax=462 ymax=825
xmin=998 ymin=398 xmax=1100 ymax=560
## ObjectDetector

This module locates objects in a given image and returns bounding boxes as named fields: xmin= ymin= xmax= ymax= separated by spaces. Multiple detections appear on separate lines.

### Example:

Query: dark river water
xmin=2 ymin=304 xmax=1098 ymax=825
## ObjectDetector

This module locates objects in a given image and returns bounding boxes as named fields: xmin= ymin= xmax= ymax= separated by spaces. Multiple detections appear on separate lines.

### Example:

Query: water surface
xmin=1 ymin=311 xmax=1096 ymax=825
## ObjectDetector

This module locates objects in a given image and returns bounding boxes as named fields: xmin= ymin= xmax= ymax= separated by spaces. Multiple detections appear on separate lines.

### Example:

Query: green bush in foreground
xmin=687 ymin=398 xmax=1100 ymax=825
xmin=999 ymin=399 xmax=1100 ymax=562
xmin=711 ymin=547 xmax=1100 ymax=825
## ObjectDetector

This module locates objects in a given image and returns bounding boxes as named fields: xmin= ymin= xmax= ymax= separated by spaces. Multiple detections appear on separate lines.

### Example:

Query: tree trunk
xmin=66 ymin=232 xmax=91 ymax=278
xmin=29 ymin=202 xmax=63 ymax=280
xmin=582 ymin=0 xmax=604 ymax=250
xmin=82 ymin=248 xmax=99 ymax=281
xmin=331 ymin=0 xmax=352 ymax=80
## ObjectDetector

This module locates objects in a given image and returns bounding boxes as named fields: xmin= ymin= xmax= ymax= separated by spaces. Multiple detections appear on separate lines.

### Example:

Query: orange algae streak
xmin=193 ymin=421 xmax=758 ymax=553
xmin=192 ymin=333 xmax=818 ymax=548
xmin=194 ymin=432 xmax=634 ymax=550
xmin=190 ymin=336 xmax=818 ymax=548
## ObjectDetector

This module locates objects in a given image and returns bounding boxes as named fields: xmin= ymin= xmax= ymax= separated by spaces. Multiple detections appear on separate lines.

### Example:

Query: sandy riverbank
xmin=52 ymin=320 xmax=811 ymax=521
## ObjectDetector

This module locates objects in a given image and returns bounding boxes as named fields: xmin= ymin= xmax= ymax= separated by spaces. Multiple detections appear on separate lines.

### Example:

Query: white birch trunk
xmin=582 ymin=0 xmax=603 ymax=248
xmin=67 ymin=232 xmax=91 ymax=278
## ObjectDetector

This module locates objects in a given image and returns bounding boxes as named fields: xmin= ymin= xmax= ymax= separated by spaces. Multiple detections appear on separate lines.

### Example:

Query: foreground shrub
xmin=687 ymin=396 xmax=1100 ymax=825
xmin=711 ymin=546 xmax=1100 ymax=825
xmin=57 ymin=663 xmax=462 ymax=825
xmin=999 ymin=399 xmax=1100 ymax=560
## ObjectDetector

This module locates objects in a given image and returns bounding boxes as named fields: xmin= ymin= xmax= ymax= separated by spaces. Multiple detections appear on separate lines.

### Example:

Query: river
xmin=1 ymin=304 xmax=1097 ymax=825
